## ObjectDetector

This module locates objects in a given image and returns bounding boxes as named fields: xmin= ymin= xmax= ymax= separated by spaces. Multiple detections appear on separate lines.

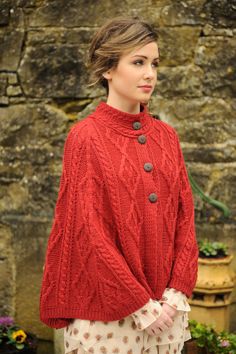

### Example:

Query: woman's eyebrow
xmin=131 ymin=55 xmax=160 ymax=60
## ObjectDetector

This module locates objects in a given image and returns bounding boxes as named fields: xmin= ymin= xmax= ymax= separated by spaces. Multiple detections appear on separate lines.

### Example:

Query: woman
xmin=39 ymin=16 xmax=198 ymax=354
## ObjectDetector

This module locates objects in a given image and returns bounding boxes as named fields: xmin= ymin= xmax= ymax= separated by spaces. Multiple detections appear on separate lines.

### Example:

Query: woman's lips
xmin=138 ymin=86 xmax=152 ymax=92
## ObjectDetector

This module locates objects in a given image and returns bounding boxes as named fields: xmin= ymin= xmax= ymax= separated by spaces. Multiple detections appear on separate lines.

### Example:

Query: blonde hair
xmin=86 ymin=16 xmax=158 ymax=94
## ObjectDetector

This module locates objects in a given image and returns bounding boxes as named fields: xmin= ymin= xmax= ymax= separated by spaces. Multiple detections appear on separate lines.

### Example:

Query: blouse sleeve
xmin=168 ymin=132 xmax=199 ymax=297
xmin=130 ymin=298 xmax=162 ymax=331
xmin=130 ymin=286 xmax=191 ymax=332
xmin=141 ymin=288 xmax=191 ymax=350
xmin=159 ymin=288 xmax=191 ymax=312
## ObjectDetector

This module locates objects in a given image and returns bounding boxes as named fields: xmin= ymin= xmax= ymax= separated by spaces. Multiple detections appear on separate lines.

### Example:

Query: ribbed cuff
xmin=168 ymin=278 xmax=193 ymax=298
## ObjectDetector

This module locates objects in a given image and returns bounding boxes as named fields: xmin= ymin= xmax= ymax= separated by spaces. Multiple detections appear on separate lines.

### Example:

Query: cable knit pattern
xmin=39 ymin=101 xmax=198 ymax=329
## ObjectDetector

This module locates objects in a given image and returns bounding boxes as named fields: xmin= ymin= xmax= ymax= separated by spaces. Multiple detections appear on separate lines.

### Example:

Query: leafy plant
xmin=0 ymin=316 xmax=37 ymax=351
xmin=188 ymin=170 xmax=230 ymax=218
xmin=198 ymin=239 xmax=229 ymax=258
xmin=189 ymin=320 xmax=236 ymax=354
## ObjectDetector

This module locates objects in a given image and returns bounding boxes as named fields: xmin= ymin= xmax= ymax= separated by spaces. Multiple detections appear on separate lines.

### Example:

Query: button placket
xmin=134 ymin=125 xmax=158 ymax=203
xmin=144 ymin=164 xmax=157 ymax=202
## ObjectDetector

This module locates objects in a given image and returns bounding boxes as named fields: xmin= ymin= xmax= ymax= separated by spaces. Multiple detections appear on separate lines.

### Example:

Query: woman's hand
xmin=161 ymin=302 xmax=177 ymax=319
xmin=145 ymin=303 xmax=177 ymax=336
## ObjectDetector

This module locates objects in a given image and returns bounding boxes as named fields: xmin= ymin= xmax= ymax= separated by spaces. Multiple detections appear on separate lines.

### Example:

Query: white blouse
xmin=64 ymin=288 xmax=191 ymax=354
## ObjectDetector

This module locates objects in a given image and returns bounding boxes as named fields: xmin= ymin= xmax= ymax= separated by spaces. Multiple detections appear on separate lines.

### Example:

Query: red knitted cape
xmin=39 ymin=101 xmax=198 ymax=329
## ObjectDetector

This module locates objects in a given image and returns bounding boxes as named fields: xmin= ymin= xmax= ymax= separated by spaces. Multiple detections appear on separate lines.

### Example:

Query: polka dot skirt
xmin=64 ymin=288 xmax=191 ymax=354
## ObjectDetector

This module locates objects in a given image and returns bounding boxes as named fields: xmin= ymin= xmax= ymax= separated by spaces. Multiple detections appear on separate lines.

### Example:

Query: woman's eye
xmin=133 ymin=60 xmax=159 ymax=68
xmin=152 ymin=62 xmax=159 ymax=68
xmin=134 ymin=60 xmax=143 ymax=65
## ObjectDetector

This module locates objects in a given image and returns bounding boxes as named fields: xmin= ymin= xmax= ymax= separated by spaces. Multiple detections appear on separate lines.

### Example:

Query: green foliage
xmin=188 ymin=170 xmax=230 ymax=218
xmin=198 ymin=239 xmax=228 ymax=258
xmin=189 ymin=320 xmax=236 ymax=354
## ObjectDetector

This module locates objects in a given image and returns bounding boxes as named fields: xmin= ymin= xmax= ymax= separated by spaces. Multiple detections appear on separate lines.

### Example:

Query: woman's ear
xmin=102 ymin=70 xmax=112 ymax=80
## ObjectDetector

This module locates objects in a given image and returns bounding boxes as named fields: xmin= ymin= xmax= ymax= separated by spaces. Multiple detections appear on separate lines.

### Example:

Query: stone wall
xmin=0 ymin=0 xmax=236 ymax=350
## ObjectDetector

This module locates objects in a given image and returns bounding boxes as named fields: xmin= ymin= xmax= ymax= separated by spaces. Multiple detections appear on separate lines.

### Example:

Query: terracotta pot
xmin=184 ymin=339 xmax=206 ymax=354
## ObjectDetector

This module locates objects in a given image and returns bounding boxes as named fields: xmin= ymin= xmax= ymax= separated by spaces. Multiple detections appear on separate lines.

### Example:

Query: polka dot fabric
xmin=64 ymin=289 xmax=190 ymax=354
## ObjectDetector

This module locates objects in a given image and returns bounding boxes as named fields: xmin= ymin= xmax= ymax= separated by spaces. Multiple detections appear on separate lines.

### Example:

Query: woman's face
xmin=104 ymin=41 xmax=159 ymax=110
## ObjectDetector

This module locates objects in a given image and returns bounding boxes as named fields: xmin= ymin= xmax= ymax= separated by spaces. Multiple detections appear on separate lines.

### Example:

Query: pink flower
xmin=220 ymin=340 xmax=230 ymax=347
xmin=0 ymin=317 xmax=14 ymax=326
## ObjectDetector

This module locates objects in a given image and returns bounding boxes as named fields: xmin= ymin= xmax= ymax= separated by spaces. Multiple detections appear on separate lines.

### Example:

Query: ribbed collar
xmin=91 ymin=101 xmax=153 ymax=137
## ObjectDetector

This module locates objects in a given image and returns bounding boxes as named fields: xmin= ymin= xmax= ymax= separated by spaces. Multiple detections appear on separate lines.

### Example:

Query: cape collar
xmin=92 ymin=101 xmax=153 ymax=137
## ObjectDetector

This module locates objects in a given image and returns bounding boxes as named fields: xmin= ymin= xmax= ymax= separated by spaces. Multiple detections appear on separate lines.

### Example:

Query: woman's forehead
xmin=122 ymin=42 xmax=159 ymax=59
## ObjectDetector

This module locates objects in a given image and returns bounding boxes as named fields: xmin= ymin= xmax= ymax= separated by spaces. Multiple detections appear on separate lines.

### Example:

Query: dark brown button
xmin=148 ymin=193 xmax=158 ymax=203
xmin=133 ymin=121 xmax=141 ymax=130
xmin=144 ymin=163 xmax=153 ymax=172
xmin=138 ymin=135 xmax=146 ymax=144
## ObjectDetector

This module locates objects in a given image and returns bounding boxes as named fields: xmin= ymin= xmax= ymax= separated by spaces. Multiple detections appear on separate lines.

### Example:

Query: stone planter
xmin=196 ymin=255 xmax=234 ymax=291
xmin=189 ymin=255 xmax=235 ymax=331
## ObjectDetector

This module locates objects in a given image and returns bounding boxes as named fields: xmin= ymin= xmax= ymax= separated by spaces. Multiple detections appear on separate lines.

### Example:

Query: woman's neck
xmin=106 ymin=97 xmax=141 ymax=114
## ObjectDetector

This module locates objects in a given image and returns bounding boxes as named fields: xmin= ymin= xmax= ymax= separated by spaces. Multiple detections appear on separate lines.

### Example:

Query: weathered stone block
xmin=160 ymin=0 xmax=236 ymax=28
xmin=0 ymin=182 xmax=29 ymax=213
xmin=157 ymin=26 xmax=201 ymax=65
xmin=195 ymin=36 xmax=236 ymax=97
xmin=175 ymin=116 xmax=235 ymax=145
xmin=0 ymin=75 xmax=7 ymax=96
xmin=0 ymin=104 xmax=71 ymax=216
xmin=17 ymin=0 xmax=38 ymax=7
xmin=202 ymin=23 xmax=234 ymax=37
xmin=202 ymin=0 xmax=236 ymax=28
xmin=160 ymin=0 xmax=207 ymax=26
xmin=27 ymin=28 xmax=93 ymax=46
xmin=0 ymin=28 xmax=24 ymax=70
xmin=152 ymin=96 xmax=235 ymax=123
xmin=151 ymin=96 xmax=236 ymax=145
xmin=19 ymin=43 xmax=90 ymax=98
xmin=28 ymin=0 xmax=136 ymax=27
xmin=9 ymin=218 xmax=54 ymax=339
xmin=10 ymin=7 xmax=24 ymax=27
xmin=183 ymin=142 xmax=236 ymax=163
xmin=156 ymin=65 xmax=203 ymax=97
xmin=9 ymin=96 xmax=26 ymax=104
xmin=0 ymin=104 xmax=69 ymax=148
xmin=0 ymin=2 xmax=10 ymax=26
xmin=0 ymin=96 xmax=9 ymax=106
xmin=7 ymin=85 xmax=22 ymax=96
xmin=0 ymin=224 xmax=14 ymax=316
xmin=7 ymin=73 xmax=18 ymax=85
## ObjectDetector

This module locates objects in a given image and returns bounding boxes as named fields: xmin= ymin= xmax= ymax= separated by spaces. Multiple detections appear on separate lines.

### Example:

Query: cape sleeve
xmin=39 ymin=124 xmax=150 ymax=329
xmin=168 ymin=132 xmax=199 ymax=297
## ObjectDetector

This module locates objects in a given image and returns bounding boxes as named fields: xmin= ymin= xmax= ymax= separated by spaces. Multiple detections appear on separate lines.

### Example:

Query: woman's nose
xmin=144 ymin=66 xmax=155 ymax=79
